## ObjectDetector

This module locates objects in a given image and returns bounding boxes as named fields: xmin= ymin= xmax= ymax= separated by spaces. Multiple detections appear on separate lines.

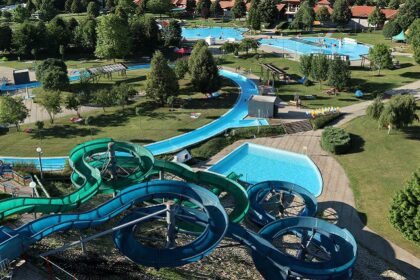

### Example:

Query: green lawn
xmin=184 ymin=17 xmax=247 ymax=28
xmin=0 ymin=76 xmax=238 ymax=157
xmin=219 ymin=53 xmax=420 ymax=108
xmin=336 ymin=115 xmax=420 ymax=258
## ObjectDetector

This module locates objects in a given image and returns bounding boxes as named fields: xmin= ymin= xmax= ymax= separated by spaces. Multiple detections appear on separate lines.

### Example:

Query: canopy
xmin=392 ymin=31 xmax=406 ymax=42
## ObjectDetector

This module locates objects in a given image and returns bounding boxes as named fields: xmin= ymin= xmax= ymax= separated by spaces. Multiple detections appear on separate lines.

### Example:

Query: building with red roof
xmin=350 ymin=5 xmax=398 ymax=29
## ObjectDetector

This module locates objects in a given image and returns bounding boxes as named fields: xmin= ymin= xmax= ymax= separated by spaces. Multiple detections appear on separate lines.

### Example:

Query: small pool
xmin=182 ymin=27 xmax=248 ymax=40
xmin=208 ymin=143 xmax=323 ymax=196
xmin=259 ymin=37 xmax=370 ymax=60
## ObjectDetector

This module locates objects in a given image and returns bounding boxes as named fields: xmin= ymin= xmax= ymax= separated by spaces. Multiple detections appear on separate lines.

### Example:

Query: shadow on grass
xmin=178 ymin=128 xmax=194 ymax=133
xmin=34 ymin=125 xmax=100 ymax=139
xmin=130 ymin=139 xmax=155 ymax=144
xmin=400 ymin=71 xmax=420 ymax=79
xmin=402 ymin=125 xmax=420 ymax=141
xmin=90 ymin=113 xmax=129 ymax=127
xmin=348 ymin=133 xmax=365 ymax=154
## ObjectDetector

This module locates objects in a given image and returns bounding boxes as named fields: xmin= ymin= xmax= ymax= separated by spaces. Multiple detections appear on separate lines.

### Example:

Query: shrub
xmin=0 ymin=192 xmax=12 ymax=200
xmin=366 ymin=98 xmax=384 ymax=120
xmin=12 ymin=162 xmax=37 ymax=176
xmin=321 ymin=126 xmax=351 ymax=154
xmin=389 ymin=170 xmax=420 ymax=244
xmin=310 ymin=113 xmax=342 ymax=130
xmin=191 ymin=137 xmax=230 ymax=160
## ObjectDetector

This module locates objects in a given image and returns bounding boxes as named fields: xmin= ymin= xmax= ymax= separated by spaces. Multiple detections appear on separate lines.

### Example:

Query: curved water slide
xmin=0 ymin=138 xmax=155 ymax=220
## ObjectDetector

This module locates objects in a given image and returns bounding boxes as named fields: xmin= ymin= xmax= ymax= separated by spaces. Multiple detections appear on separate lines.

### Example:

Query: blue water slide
xmin=0 ymin=180 xmax=228 ymax=264
xmin=247 ymin=181 xmax=318 ymax=226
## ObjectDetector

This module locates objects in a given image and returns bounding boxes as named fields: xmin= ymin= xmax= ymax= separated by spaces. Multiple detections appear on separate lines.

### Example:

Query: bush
xmin=191 ymin=137 xmax=230 ymax=160
xmin=310 ymin=113 xmax=342 ymax=130
xmin=230 ymin=125 xmax=285 ymax=140
xmin=389 ymin=170 xmax=420 ymax=244
xmin=0 ymin=192 xmax=12 ymax=200
xmin=12 ymin=162 xmax=37 ymax=176
xmin=321 ymin=127 xmax=351 ymax=154
xmin=366 ymin=98 xmax=384 ymax=120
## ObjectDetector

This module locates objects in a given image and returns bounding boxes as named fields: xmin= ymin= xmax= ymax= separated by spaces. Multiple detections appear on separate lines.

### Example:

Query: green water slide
xmin=0 ymin=138 xmax=155 ymax=220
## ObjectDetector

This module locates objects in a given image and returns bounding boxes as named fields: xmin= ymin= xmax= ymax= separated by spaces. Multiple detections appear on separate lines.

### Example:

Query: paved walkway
xmin=204 ymin=131 xmax=420 ymax=279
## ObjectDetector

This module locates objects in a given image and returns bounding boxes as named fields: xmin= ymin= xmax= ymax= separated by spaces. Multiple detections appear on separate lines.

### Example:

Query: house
xmin=282 ymin=0 xmax=302 ymax=22
xmin=350 ymin=5 xmax=398 ymax=29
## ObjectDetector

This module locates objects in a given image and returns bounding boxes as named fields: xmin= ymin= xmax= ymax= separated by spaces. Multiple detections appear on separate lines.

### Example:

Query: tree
xmin=12 ymin=21 xmax=48 ymax=56
xmin=174 ymin=58 xmax=189 ymax=79
xmin=12 ymin=5 xmax=30 ymax=23
xmin=35 ymin=120 xmax=44 ymax=139
xmin=0 ymin=96 xmax=29 ymax=131
xmin=47 ymin=17 xmax=71 ymax=53
xmin=70 ymin=0 xmax=82 ymax=13
xmin=368 ymin=7 xmax=386 ymax=29
xmin=407 ymin=19 xmax=420 ymax=49
xmin=35 ymin=58 xmax=69 ymax=91
xmin=65 ymin=0 xmax=72 ymax=11
xmin=368 ymin=43 xmax=392 ymax=75
xmin=93 ymin=89 xmax=114 ymax=111
xmin=105 ymin=0 xmax=116 ymax=10
xmin=316 ymin=6 xmax=330 ymax=24
xmin=239 ymin=38 xmax=260 ymax=55
xmin=414 ymin=47 xmax=420 ymax=65
xmin=382 ymin=20 xmax=401 ymax=38
xmin=366 ymin=97 xmax=384 ymax=120
xmin=388 ymin=0 xmax=400 ymax=10
xmin=188 ymin=40 xmax=207 ymax=69
xmin=232 ymin=0 xmax=246 ymax=19
xmin=186 ymin=0 xmax=196 ymax=14
xmin=258 ymin=0 xmax=277 ymax=24
xmin=162 ymin=20 xmax=182 ymax=48
xmin=291 ymin=0 xmax=315 ymax=30
xmin=220 ymin=41 xmax=239 ymax=54
xmin=116 ymin=0 xmax=137 ymax=15
xmin=95 ymin=14 xmax=131 ymax=61
xmin=210 ymin=0 xmax=223 ymax=17
xmin=310 ymin=54 xmax=329 ymax=88
xmin=379 ymin=95 xmax=418 ymax=132
xmin=299 ymin=55 xmax=312 ymax=78
xmin=35 ymin=90 xmax=62 ymax=124
xmin=247 ymin=0 xmax=261 ymax=31
xmin=331 ymin=0 xmax=352 ymax=27
xmin=74 ymin=18 xmax=97 ymax=50
xmin=196 ymin=0 xmax=211 ymax=18
xmin=395 ymin=0 xmax=420 ymax=30
xmin=129 ymin=15 xmax=160 ymax=53
xmin=147 ymin=0 xmax=172 ymax=17
xmin=87 ymin=1 xmax=100 ymax=17
xmin=146 ymin=51 xmax=179 ymax=106
xmin=64 ymin=92 xmax=82 ymax=117
xmin=39 ymin=0 xmax=58 ymax=21
xmin=2 ymin=11 xmax=12 ymax=22
xmin=0 ymin=24 xmax=12 ymax=51
xmin=112 ymin=83 xmax=137 ymax=111
xmin=189 ymin=44 xmax=221 ymax=94
xmin=327 ymin=57 xmax=350 ymax=91
xmin=389 ymin=170 xmax=420 ymax=244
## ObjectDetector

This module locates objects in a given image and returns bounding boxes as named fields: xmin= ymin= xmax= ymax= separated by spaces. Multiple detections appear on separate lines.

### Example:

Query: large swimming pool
xmin=182 ymin=27 xmax=248 ymax=40
xmin=208 ymin=143 xmax=323 ymax=196
xmin=259 ymin=37 xmax=370 ymax=60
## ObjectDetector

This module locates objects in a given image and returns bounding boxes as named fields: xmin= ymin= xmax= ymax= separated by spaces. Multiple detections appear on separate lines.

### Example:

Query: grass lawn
xmin=336 ymin=114 xmax=420 ymax=258
xmin=0 ymin=75 xmax=238 ymax=157
xmin=219 ymin=53 xmax=420 ymax=108
xmin=184 ymin=17 xmax=247 ymax=28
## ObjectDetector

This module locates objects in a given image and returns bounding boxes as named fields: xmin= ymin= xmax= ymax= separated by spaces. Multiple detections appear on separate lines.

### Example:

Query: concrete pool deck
xmin=202 ymin=131 xmax=419 ymax=279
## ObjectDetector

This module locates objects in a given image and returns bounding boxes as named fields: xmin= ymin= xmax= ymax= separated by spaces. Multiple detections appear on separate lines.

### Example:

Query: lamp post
xmin=36 ymin=147 xmax=44 ymax=180
xmin=29 ymin=181 xmax=37 ymax=219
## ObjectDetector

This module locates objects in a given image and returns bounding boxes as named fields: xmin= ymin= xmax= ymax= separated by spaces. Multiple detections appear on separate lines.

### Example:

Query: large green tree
xmin=258 ymin=0 xmax=277 ymax=24
xmin=162 ymin=20 xmax=182 ymax=48
xmin=95 ymin=14 xmax=131 ymax=60
xmin=74 ymin=17 xmax=97 ymax=50
xmin=130 ymin=14 xmax=160 ymax=53
xmin=35 ymin=58 xmax=69 ymax=91
xmin=382 ymin=20 xmax=401 ymax=38
xmin=196 ymin=0 xmax=211 ymax=18
xmin=12 ymin=21 xmax=48 ymax=56
xmin=189 ymin=43 xmax=221 ymax=94
xmin=147 ymin=0 xmax=172 ymax=17
xmin=327 ymin=57 xmax=350 ymax=91
xmin=12 ymin=5 xmax=31 ymax=23
xmin=395 ymin=0 xmax=420 ymax=30
xmin=408 ymin=19 xmax=420 ymax=65
xmin=310 ymin=54 xmax=329 ymax=88
xmin=47 ymin=17 xmax=71 ymax=54
xmin=64 ymin=92 xmax=82 ymax=117
xmin=87 ymin=1 xmax=100 ymax=17
xmin=0 ymin=24 xmax=12 ymax=51
xmin=210 ymin=0 xmax=223 ymax=17
xmin=93 ymin=89 xmax=114 ymax=111
xmin=291 ymin=0 xmax=315 ymax=30
xmin=368 ymin=7 xmax=386 ymax=29
xmin=35 ymin=90 xmax=62 ymax=124
xmin=389 ymin=170 xmax=420 ymax=244
xmin=145 ymin=51 xmax=179 ymax=106
xmin=316 ymin=6 xmax=330 ymax=24
xmin=232 ymin=0 xmax=246 ymax=19
xmin=299 ymin=55 xmax=312 ymax=78
xmin=112 ymin=83 xmax=137 ymax=111
xmin=0 ymin=96 xmax=29 ymax=131
xmin=379 ymin=94 xmax=418 ymax=132
xmin=368 ymin=43 xmax=392 ymax=75
xmin=331 ymin=0 xmax=352 ymax=27
xmin=39 ymin=0 xmax=58 ymax=21
xmin=247 ymin=0 xmax=261 ymax=31
xmin=239 ymin=38 xmax=260 ymax=55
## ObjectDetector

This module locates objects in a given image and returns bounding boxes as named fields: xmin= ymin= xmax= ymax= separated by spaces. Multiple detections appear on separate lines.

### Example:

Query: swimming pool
xmin=208 ymin=143 xmax=323 ymax=196
xmin=259 ymin=37 xmax=370 ymax=60
xmin=0 ymin=157 xmax=68 ymax=171
xmin=182 ymin=27 xmax=248 ymax=40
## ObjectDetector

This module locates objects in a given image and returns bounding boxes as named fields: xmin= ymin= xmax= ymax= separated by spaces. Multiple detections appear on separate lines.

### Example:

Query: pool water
xmin=208 ymin=143 xmax=323 ymax=196
xmin=259 ymin=37 xmax=370 ymax=60
xmin=182 ymin=27 xmax=248 ymax=40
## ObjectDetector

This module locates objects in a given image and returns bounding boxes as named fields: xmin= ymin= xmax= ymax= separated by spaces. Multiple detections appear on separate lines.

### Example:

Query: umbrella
xmin=355 ymin=90 xmax=363 ymax=98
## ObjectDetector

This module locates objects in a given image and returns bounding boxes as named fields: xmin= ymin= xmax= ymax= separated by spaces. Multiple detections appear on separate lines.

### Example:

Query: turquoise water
xmin=182 ymin=27 xmax=248 ymax=40
xmin=0 ymin=157 xmax=68 ymax=171
xmin=209 ymin=143 xmax=323 ymax=196
xmin=259 ymin=37 xmax=370 ymax=60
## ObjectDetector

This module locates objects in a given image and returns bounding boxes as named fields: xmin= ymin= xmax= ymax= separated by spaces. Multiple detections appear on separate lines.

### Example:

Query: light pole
xmin=36 ymin=147 xmax=44 ymax=180
xmin=29 ymin=181 xmax=37 ymax=219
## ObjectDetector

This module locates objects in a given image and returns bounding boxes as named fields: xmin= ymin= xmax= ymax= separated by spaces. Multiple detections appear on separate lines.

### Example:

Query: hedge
xmin=321 ymin=127 xmax=351 ymax=154
xmin=310 ymin=113 xmax=342 ymax=130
